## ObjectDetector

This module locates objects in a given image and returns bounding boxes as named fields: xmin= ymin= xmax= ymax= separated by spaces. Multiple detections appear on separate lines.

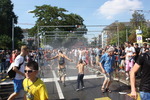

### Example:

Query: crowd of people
xmin=0 ymin=41 xmax=150 ymax=100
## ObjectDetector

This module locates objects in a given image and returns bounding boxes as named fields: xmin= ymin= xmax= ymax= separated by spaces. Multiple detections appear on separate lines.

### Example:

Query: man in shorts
xmin=99 ymin=47 xmax=115 ymax=93
xmin=125 ymin=42 xmax=136 ymax=80
xmin=8 ymin=45 xmax=29 ymax=100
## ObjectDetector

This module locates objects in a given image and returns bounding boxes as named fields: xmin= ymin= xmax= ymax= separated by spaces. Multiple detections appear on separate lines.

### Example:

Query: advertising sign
xmin=137 ymin=35 xmax=143 ymax=43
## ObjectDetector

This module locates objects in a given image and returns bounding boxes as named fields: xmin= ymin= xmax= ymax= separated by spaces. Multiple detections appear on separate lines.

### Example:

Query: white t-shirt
xmin=74 ymin=49 xmax=77 ymax=57
xmin=13 ymin=55 xmax=25 ymax=80
xmin=125 ymin=46 xmax=135 ymax=60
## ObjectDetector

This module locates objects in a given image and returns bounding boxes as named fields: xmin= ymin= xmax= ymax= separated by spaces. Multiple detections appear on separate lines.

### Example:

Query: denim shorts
xmin=140 ymin=91 xmax=150 ymax=100
xmin=13 ymin=79 xmax=23 ymax=93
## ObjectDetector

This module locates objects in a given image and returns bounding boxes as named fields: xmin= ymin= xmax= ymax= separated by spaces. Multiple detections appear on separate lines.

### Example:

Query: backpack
xmin=59 ymin=56 xmax=65 ymax=65
xmin=7 ymin=60 xmax=24 ymax=79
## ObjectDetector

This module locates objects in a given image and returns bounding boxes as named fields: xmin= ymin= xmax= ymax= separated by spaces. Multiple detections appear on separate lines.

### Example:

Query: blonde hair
xmin=21 ymin=45 xmax=28 ymax=51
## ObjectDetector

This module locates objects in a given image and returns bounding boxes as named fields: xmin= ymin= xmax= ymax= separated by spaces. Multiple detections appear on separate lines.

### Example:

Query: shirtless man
xmin=48 ymin=50 xmax=73 ymax=86
xmin=76 ymin=59 xmax=86 ymax=91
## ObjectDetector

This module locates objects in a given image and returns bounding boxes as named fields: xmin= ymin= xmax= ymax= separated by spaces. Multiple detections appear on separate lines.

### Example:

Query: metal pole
xmin=117 ymin=23 xmax=119 ymax=47
xmin=12 ymin=18 xmax=14 ymax=50
xmin=37 ymin=26 xmax=40 ymax=64
xmin=126 ymin=28 xmax=128 ymax=41
xmin=102 ymin=32 xmax=104 ymax=48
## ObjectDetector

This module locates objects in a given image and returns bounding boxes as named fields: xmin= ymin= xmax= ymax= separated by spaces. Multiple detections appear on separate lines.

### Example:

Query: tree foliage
xmin=0 ymin=0 xmax=17 ymax=36
xmin=130 ymin=11 xmax=146 ymax=29
xmin=105 ymin=22 xmax=127 ymax=46
xmin=0 ymin=35 xmax=11 ymax=49
xmin=105 ymin=11 xmax=150 ymax=46
xmin=129 ymin=11 xmax=149 ymax=43
xmin=29 ymin=5 xmax=87 ymax=48
xmin=0 ymin=0 xmax=24 ymax=50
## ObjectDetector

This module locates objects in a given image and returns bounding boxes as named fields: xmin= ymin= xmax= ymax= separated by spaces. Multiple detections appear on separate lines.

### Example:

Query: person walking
xmin=130 ymin=50 xmax=150 ymax=100
xmin=124 ymin=42 xmax=136 ymax=80
xmin=23 ymin=61 xmax=49 ymax=100
xmin=76 ymin=59 xmax=86 ymax=91
xmin=8 ymin=45 xmax=29 ymax=100
xmin=99 ymin=47 xmax=115 ymax=93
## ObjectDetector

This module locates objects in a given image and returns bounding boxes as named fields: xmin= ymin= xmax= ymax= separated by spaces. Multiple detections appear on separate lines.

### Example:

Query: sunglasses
xmin=24 ymin=70 xmax=36 ymax=73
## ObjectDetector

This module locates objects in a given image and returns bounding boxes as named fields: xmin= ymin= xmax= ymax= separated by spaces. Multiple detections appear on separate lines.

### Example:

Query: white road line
xmin=52 ymin=70 xmax=64 ymax=99
xmin=119 ymin=92 xmax=127 ymax=94
xmin=42 ymin=75 xmax=103 ymax=82
xmin=113 ymin=78 xmax=130 ymax=85
xmin=0 ymin=75 xmax=103 ymax=85
xmin=0 ymin=81 xmax=13 ymax=85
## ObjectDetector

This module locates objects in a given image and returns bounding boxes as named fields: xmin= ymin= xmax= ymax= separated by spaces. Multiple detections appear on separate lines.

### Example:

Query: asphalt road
xmin=0 ymin=60 xmax=135 ymax=100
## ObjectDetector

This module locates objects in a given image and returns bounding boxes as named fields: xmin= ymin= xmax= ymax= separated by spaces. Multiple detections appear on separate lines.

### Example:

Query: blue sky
xmin=11 ymin=0 xmax=150 ymax=39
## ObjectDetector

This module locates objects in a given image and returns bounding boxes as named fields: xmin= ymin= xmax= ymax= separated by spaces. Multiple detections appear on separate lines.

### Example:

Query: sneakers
xmin=82 ymin=87 xmax=85 ymax=89
xmin=76 ymin=87 xmax=85 ymax=91
xmin=126 ymin=77 xmax=129 ymax=80
xmin=76 ymin=89 xmax=80 ymax=92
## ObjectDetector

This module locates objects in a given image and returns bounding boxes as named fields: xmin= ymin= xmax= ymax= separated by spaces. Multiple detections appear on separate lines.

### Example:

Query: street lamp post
xmin=115 ymin=20 xmax=119 ymax=47
xmin=117 ymin=23 xmax=119 ymax=47
xmin=126 ymin=28 xmax=128 ymax=42
xmin=12 ymin=18 xmax=14 ymax=50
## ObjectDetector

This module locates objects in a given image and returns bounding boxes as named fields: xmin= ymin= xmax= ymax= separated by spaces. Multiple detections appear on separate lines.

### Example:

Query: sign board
xmin=136 ymin=29 xmax=142 ymax=34
xmin=137 ymin=35 xmax=143 ymax=43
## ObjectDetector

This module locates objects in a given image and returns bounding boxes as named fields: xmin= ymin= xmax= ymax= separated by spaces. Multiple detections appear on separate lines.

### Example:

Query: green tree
xmin=0 ymin=35 xmax=11 ymax=49
xmin=105 ymin=22 xmax=128 ymax=46
xmin=0 ymin=0 xmax=24 ymax=50
xmin=130 ymin=11 xmax=146 ymax=29
xmin=28 ymin=5 xmax=87 ymax=48
xmin=129 ymin=11 xmax=148 ymax=43
xmin=0 ymin=0 xmax=17 ymax=36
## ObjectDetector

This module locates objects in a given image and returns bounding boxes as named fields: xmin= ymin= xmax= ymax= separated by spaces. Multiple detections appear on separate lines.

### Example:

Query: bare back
xmin=77 ymin=63 xmax=85 ymax=74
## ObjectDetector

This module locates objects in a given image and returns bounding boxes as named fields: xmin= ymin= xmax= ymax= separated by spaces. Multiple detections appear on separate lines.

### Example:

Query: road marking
xmin=0 ymin=81 xmax=13 ymax=85
xmin=52 ymin=70 xmax=64 ymax=99
xmin=0 ymin=75 xmax=103 ymax=85
xmin=113 ymin=78 xmax=130 ymax=85
xmin=0 ymin=76 xmax=9 ymax=83
xmin=95 ymin=97 xmax=111 ymax=100
xmin=118 ymin=92 xmax=127 ymax=94
xmin=42 ymin=75 xmax=103 ymax=82
xmin=127 ymin=93 xmax=141 ymax=100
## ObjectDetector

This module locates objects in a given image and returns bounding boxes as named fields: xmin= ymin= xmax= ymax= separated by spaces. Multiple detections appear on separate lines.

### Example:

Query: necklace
xmin=26 ymin=78 xmax=38 ymax=90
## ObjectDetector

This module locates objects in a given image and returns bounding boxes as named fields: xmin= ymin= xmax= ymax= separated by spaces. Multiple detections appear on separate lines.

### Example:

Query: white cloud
xmin=97 ymin=0 xmax=143 ymax=19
